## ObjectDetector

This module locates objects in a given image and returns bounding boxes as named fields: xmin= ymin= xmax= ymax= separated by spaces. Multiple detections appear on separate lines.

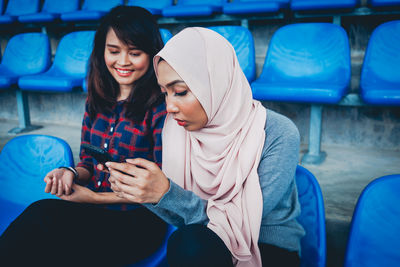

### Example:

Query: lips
xmin=175 ymin=119 xmax=187 ymax=127
xmin=115 ymin=67 xmax=133 ymax=77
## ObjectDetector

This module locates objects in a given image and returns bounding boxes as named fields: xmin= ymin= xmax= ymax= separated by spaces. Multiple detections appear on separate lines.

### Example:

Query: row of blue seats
xmin=1 ymin=21 xmax=399 ymax=164
xmin=1 ymin=0 xmax=400 ymax=25
xmin=1 ymin=22 xmax=399 ymax=105
xmin=1 ymin=134 xmax=400 ymax=267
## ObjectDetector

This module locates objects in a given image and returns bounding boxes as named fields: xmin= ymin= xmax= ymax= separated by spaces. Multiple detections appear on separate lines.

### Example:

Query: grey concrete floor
xmin=1 ymin=118 xmax=400 ymax=267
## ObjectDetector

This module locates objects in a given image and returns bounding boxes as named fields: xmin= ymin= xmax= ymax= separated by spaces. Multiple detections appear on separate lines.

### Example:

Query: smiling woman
xmin=0 ymin=5 xmax=168 ymax=267
xmin=104 ymin=29 xmax=150 ymax=100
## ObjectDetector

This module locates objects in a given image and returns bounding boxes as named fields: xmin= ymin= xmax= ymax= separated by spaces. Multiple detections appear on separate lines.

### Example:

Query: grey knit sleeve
xmin=143 ymin=178 xmax=209 ymax=227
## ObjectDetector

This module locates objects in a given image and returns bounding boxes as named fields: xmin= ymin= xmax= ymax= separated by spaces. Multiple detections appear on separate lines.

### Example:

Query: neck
xmin=118 ymin=86 xmax=133 ymax=101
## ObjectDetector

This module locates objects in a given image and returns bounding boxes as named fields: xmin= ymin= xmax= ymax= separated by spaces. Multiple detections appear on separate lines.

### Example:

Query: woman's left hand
xmin=59 ymin=183 xmax=97 ymax=203
xmin=107 ymin=158 xmax=170 ymax=204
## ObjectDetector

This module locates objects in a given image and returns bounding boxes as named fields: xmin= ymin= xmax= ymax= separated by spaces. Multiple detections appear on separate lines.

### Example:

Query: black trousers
xmin=0 ymin=199 xmax=167 ymax=267
xmin=167 ymin=224 xmax=300 ymax=267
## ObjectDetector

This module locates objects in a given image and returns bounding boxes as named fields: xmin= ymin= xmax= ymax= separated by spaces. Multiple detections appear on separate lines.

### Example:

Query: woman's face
xmin=104 ymin=28 xmax=150 ymax=91
xmin=157 ymin=60 xmax=208 ymax=131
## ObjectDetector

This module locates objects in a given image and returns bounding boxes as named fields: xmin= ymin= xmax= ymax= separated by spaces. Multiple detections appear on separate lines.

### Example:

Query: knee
xmin=167 ymin=224 xmax=233 ymax=267
xmin=16 ymin=199 xmax=60 ymax=223
xmin=167 ymin=224 xmax=204 ymax=259
xmin=24 ymin=199 xmax=58 ymax=215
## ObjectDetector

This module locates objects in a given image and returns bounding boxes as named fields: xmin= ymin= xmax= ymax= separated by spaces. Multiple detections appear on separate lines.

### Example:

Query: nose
xmin=117 ymin=52 xmax=130 ymax=66
xmin=165 ymin=96 xmax=179 ymax=114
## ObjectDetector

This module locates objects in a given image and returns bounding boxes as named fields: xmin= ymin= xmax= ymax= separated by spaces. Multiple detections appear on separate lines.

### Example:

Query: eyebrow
xmin=106 ymin=44 xmax=139 ymax=50
xmin=160 ymin=80 xmax=186 ymax=88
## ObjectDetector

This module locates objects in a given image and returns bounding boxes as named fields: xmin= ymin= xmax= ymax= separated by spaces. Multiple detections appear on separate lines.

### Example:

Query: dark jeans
xmin=0 ymin=199 xmax=167 ymax=267
xmin=167 ymin=224 xmax=300 ymax=267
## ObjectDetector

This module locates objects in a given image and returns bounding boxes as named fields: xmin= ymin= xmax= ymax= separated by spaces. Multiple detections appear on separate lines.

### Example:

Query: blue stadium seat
xmin=127 ymin=0 xmax=173 ymax=15
xmin=344 ymin=174 xmax=400 ymax=267
xmin=252 ymin=23 xmax=350 ymax=103
xmin=291 ymin=0 xmax=358 ymax=11
xmin=162 ymin=0 xmax=225 ymax=17
xmin=223 ymin=0 xmax=289 ymax=15
xmin=295 ymin=165 xmax=326 ymax=267
xmin=18 ymin=0 xmax=80 ymax=23
xmin=61 ymin=0 xmax=123 ymax=22
xmin=0 ymin=0 xmax=40 ymax=24
xmin=360 ymin=20 xmax=400 ymax=106
xmin=0 ymin=135 xmax=74 ymax=235
xmin=0 ymin=33 xmax=51 ymax=88
xmin=251 ymin=23 xmax=351 ymax=164
xmin=19 ymin=31 xmax=95 ymax=93
xmin=159 ymin=28 xmax=173 ymax=44
xmin=208 ymin=26 xmax=256 ymax=82
xmin=369 ymin=0 xmax=400 ymax=7
xmin=0 ymin=33 xmax=51 ymax=134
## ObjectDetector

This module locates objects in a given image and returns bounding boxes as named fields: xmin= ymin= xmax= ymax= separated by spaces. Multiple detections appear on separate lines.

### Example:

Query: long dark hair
xmin=87 ymin=5 xmax=164 ymax=122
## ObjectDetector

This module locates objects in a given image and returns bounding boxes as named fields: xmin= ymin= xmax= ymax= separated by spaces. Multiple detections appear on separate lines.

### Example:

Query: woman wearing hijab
xmin=107 ymin=27 xmax=305 ymax=267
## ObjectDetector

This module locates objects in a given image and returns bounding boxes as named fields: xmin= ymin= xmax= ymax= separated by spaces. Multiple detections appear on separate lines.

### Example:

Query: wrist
xmin=58 ymin=166 xmax=79 ymax=180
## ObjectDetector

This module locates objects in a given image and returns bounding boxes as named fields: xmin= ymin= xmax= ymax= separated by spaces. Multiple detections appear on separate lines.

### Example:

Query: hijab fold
xmin=155 ymin=27 xmax=266 ymax=266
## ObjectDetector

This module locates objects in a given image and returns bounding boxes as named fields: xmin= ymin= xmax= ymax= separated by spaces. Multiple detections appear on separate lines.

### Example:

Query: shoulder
xmin=262 ymin=109 xmax=300 ymax=153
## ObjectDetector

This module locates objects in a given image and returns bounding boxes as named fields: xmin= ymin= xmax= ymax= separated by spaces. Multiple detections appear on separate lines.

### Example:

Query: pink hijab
xmin=154 ymin=27 xmax=266 ymax=266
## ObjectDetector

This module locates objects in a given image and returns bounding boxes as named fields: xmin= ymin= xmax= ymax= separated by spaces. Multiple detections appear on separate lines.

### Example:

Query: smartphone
xmin=82 ymin=143 xmax=114 ymax=164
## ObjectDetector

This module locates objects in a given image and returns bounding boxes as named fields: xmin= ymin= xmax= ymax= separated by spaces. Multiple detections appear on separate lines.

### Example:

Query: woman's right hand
xmin=44 ymin=168 xmax=74 ymax=196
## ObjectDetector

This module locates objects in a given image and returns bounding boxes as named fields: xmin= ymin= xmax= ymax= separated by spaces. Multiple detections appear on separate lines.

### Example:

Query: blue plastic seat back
xmin=0 ymin=33 xmax=51 ymax=76
xmin=231 ymin=0 xmax=287 ymax=2
xmin=0 ymin=0 xmax=4 ymax=14
xmin=291 ymin=0 xmax=358 ymax=11
xmin=159 ymin=28 xmax=173 ymax=44
xmin=0 ymin=135 xmax=74 ymax=205
xmin=223 ymin=0 xmax=290 ymax=14
xmin=0 ymin=135 xmax=74 ymax=234
xmin=260 ymin=23 xmax=351 ymax=87
xmin=177 ymin=0 xmax=225 ymax=6
xmin=81 ymin=0 xmax=124 ymax=12
xmin=369 ymin=0 xmax=400 ymax=7
xmin=51 ymin=31 xmax=95 ymax=77
xmin=229 ymin=0 xmax=289 ymax=5
xmin=360 ymin=20 xmax=400 ymax=104
xmin=4 ymin=0 xmax=40 ymax=16
xmin=208 ymin=26 xmax=256 ymax=82
xmin=295 ymin=165 xmax=326 ymax=267
xmin=127 ymin=0 xmax=173 ymax=11
xmin=344 ymin=174 xmax=400 ymax=267
xmin=42 ymin=0 xmax=80 ymax=13
xmin=162 ymin=0 xmax=225 ymax=17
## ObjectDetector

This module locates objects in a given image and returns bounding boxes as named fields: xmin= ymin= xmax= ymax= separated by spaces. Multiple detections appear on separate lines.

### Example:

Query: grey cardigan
xmin=144 ymin=109 xmax=305 ymax=253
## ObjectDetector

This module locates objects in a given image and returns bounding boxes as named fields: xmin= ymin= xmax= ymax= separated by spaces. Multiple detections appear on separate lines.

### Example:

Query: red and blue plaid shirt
xmin=76 ymin=99 xmax=166 ymax=210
